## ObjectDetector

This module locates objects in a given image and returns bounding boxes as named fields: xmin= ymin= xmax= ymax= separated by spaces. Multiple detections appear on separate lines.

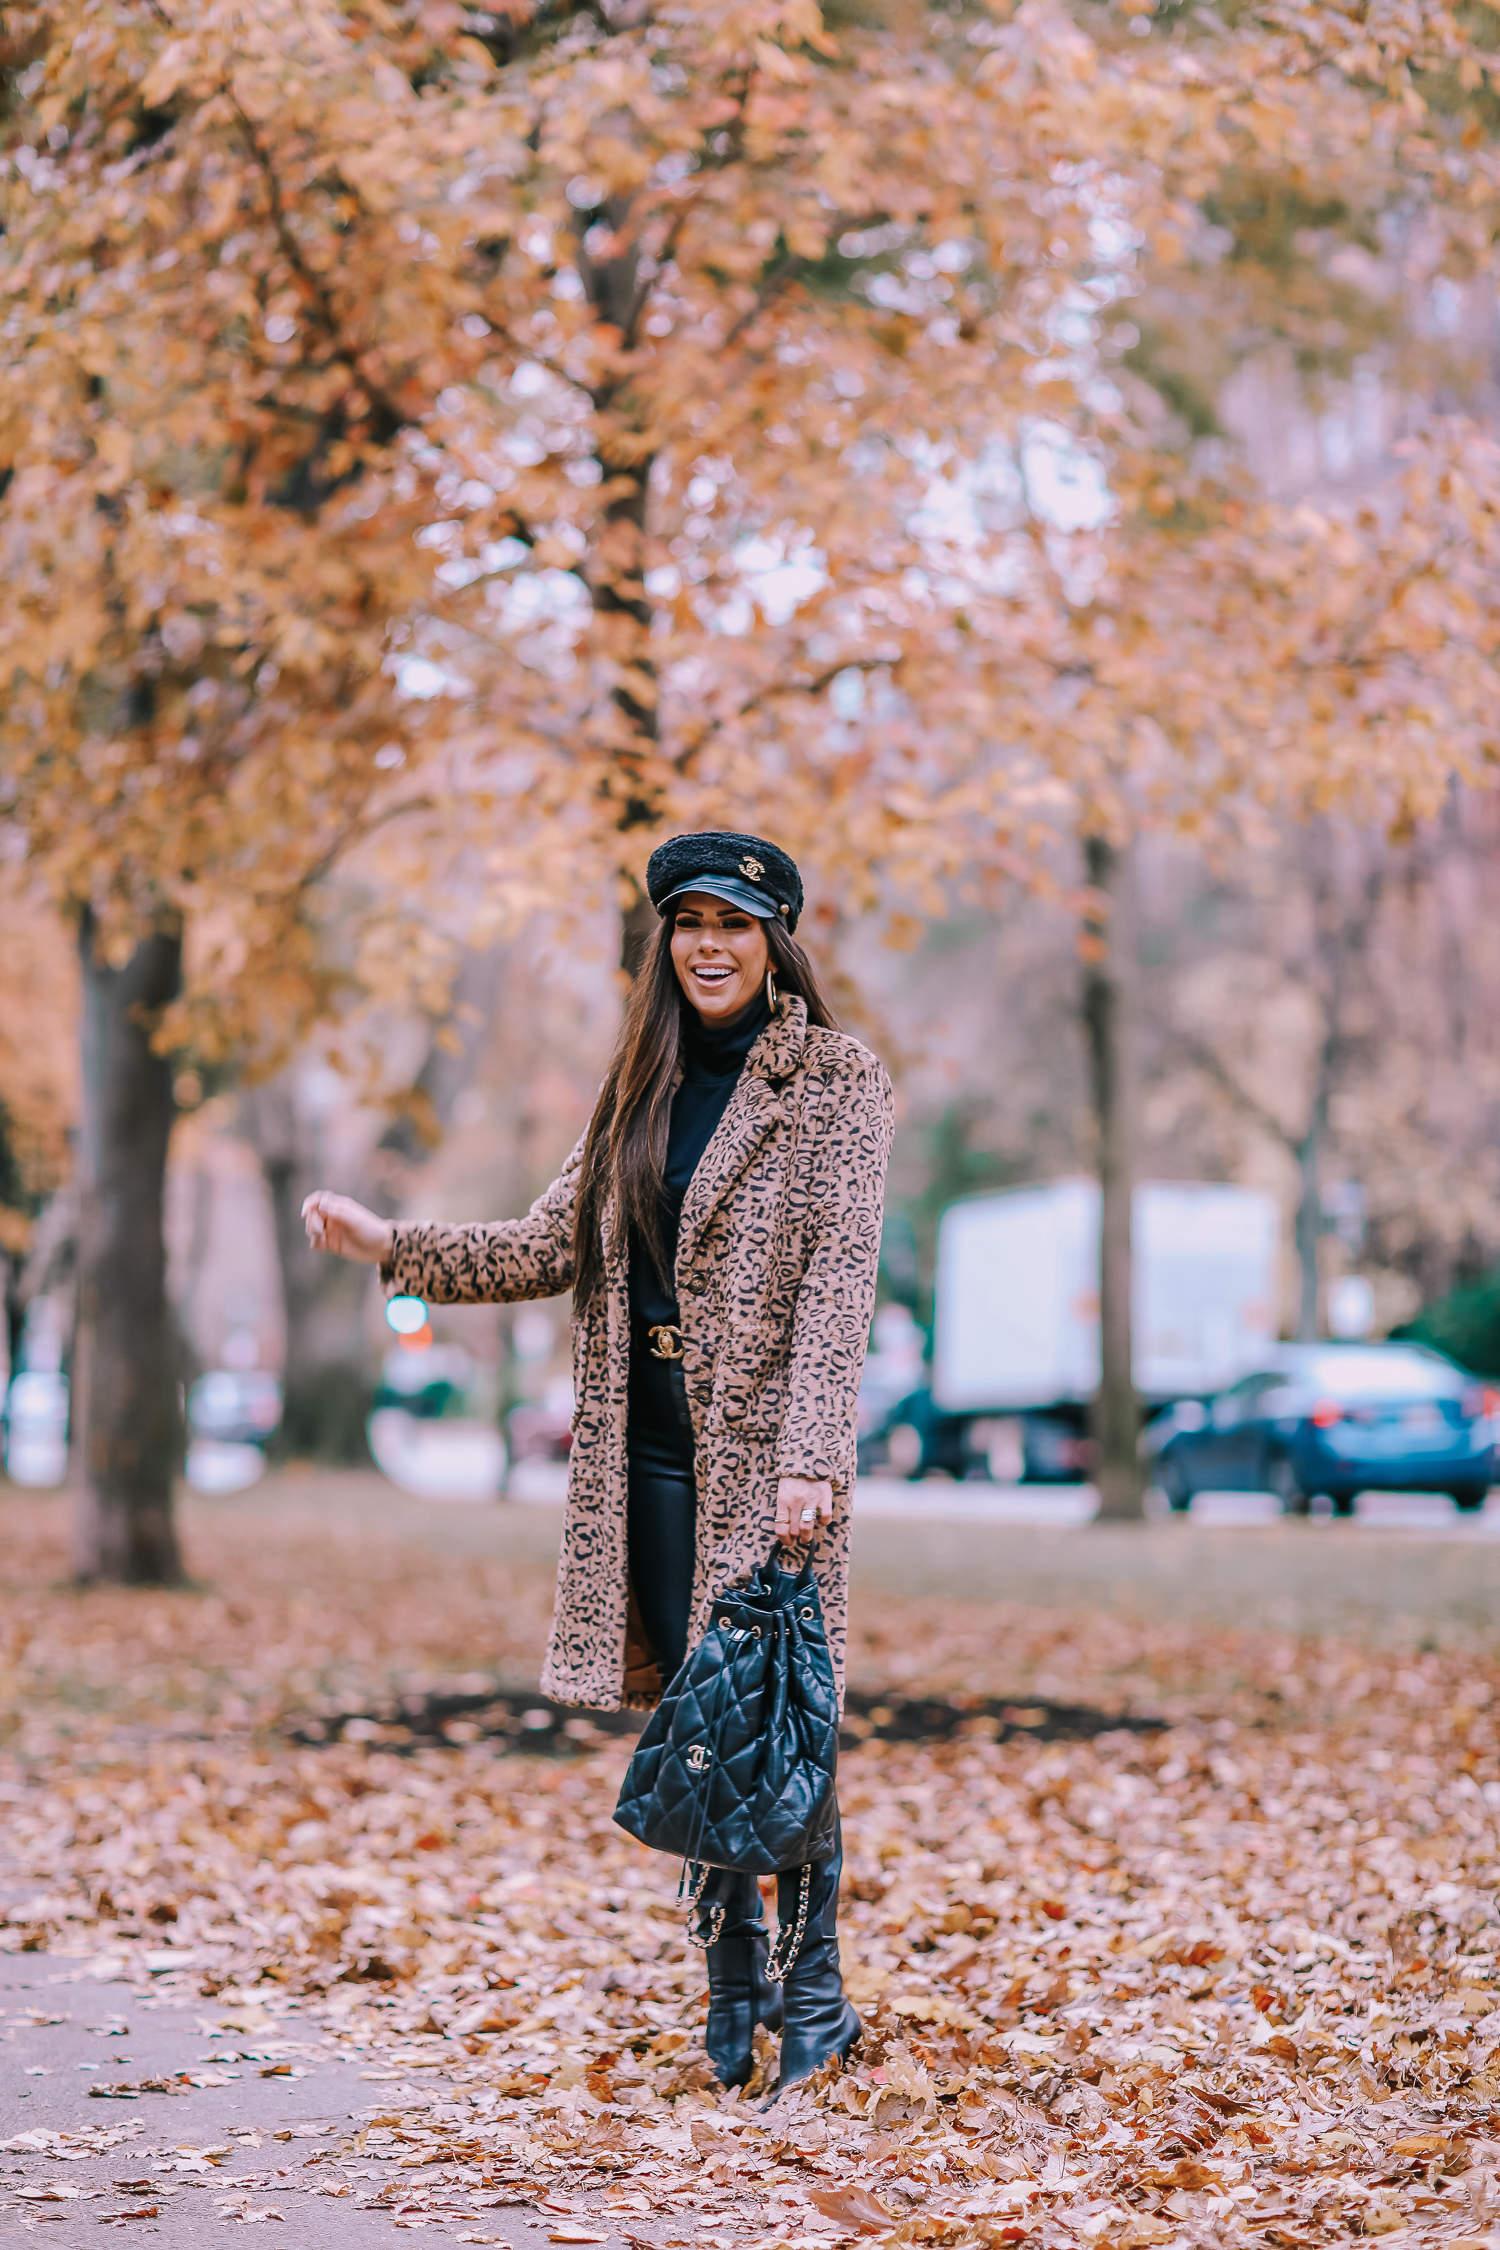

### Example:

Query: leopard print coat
xmin=382 ymin=996 xmax=893 ymax=1711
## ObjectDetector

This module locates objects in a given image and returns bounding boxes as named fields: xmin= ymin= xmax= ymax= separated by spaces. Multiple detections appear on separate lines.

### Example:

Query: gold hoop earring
xmin=766 ymin=968 xmax=777 ymax=1011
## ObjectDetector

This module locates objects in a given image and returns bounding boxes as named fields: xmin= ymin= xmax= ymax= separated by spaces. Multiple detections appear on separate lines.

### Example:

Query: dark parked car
xmin=1148 ymin=1342 xmax=1498 ymax=1515
xmin=857 ymin=1386 xmax=991 ymax=1481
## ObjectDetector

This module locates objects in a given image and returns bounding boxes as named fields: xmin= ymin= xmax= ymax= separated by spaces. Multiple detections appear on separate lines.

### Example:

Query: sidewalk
xmin=0 ymin=1952 xmax=569 ymax=2246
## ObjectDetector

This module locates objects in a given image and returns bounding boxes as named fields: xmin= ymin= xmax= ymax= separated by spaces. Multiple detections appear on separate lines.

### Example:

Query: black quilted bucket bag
xmin=613 ymin=1555 xmax=838 ymax=1880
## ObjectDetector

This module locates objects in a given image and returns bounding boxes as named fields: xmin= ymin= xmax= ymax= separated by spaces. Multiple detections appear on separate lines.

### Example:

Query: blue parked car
xmin=1147 ymin=1342 xmax=1498 ymax=1516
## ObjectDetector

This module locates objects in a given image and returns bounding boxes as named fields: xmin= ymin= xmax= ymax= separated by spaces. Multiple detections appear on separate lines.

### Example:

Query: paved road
xmin=855 ymin=1479 xmax=1500 ymax=1531
xmin=512 ymin=1459 xmax=1500 ymax=1534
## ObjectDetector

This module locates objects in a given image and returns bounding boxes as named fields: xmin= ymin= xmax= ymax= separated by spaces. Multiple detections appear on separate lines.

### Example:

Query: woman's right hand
xmin=301 ymin=1191 xmax=395 ymax=1267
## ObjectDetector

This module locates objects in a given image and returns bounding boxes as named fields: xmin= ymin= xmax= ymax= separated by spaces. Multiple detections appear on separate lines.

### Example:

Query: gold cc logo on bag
xmin=740 ymin=856 xmax=763 ymax=881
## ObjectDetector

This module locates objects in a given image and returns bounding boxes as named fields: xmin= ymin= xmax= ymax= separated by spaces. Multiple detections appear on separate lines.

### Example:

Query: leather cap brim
xmin=657 ymin=877 xmax=779 ymax=919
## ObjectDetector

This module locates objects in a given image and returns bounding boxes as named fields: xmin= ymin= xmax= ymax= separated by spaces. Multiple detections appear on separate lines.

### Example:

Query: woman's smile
xmin=671 ymin=893 xmax=770 ymax=1022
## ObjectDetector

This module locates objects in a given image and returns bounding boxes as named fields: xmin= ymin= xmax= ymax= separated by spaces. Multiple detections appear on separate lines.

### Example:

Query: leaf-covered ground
xmin=4 ymin=1494 xmax=1500 ymax=2247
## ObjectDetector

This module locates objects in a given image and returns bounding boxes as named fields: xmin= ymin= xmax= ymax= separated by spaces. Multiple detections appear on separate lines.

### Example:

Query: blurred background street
xmin=6 ymin=841 xmax=1500 ymax=1532
xmin=8 ymin=807 xmax=1500 ymax=1531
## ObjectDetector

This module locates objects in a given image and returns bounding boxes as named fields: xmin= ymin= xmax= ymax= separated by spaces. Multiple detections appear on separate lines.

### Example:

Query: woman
xmin=303 ymin=831 xmax=893 ymax=2099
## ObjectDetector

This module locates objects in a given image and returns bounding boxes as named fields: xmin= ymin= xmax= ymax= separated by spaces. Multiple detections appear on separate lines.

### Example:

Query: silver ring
xmin=800 ymin=1509 xmax=814 ymax=1521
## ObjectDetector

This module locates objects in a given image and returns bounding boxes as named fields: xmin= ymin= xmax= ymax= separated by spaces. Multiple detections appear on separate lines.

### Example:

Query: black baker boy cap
xmin=646 ymin=831 xmax=803 ymax=933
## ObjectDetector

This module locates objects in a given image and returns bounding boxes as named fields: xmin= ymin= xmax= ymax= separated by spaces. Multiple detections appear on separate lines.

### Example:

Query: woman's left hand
xmin=776 ymin=1476 xmax=834 ymax=1543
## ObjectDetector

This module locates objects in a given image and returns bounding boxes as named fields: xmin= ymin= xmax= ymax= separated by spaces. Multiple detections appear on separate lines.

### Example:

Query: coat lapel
xmin=675 ymin=996 xmax=807 ymax=1276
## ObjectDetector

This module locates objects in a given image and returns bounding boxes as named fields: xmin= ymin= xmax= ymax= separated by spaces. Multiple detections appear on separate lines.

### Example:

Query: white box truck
xmin=926 ymin=1178 xmax=1279 ymax=1480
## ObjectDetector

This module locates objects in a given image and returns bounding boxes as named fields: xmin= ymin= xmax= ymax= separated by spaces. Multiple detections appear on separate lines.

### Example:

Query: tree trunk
xmin=1082 ymin=836 xmax=1145 ymax=1522
xmin=73 ymin=911 xmax=185 ymax=1584
xmin=245 ymin=944 xmax=510 ymax=1463
xmin=241 ymin=1078 xmax=375 ymax=1464
xmin=574 ymin=212 xmax=666 ymax=969
xmin=3 ymin=1250 xmax=23 ymax=1392
xmin=1293 ymin=1104 xmax=1325 ymax=1341
xmin=377 ymin=943 xmax=507 ymax=1167
xmin=593 ymin=446 xmax=661 ymax=981
xmin=620 ymin=892 xmax=658 ymax=979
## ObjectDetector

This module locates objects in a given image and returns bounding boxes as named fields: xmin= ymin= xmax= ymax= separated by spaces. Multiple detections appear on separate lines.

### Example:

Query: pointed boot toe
xmin=763 ymin=1997 xmax=861 ymax=2104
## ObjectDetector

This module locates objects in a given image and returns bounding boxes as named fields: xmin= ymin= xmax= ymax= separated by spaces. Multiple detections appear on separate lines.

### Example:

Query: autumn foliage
xmin=6 ymin=0 xmax=1499 ymax=1040
xmin=0 ymin=874 xmax=76 ymax=1257
xmin=4 ymin=0 xmax=1500 ymax=1569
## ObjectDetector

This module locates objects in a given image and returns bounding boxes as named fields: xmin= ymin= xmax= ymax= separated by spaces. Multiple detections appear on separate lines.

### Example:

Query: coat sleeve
xmin=773 ymin=1051 xmax=895 ymax=1491
xmin=381 ymin=1132 xmax=586 ymax=1305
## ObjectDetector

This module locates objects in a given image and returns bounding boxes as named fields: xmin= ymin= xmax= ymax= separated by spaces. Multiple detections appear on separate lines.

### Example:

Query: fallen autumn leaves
xmin=3 ymin=1492 xmax=1500 ymax=2248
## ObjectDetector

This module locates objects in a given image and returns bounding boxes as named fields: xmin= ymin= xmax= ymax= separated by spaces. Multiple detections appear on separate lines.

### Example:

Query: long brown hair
xmin=571 ymin=912 xmax=840 ymax=1310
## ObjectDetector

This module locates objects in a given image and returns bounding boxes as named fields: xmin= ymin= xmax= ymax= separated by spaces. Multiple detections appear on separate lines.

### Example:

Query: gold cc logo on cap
xmin=740 ymin=856 xmax=764 ymax=881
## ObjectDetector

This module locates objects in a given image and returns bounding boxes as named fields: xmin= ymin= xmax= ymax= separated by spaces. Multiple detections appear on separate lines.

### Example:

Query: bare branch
xmin=718 ymin=250 xmax=805 ymax=356
xmin=1173 ymin=1024 xmax=1304 ymax=1154
xmin=619 ymin=207 xmax=689 ymax=355
xmin=672 ymin=655 xmax=888 ymax=773
xmin=230 ymin=94 xmax=408 ymax=445
xmin=290 ymin=792 xmax=439 ymax=901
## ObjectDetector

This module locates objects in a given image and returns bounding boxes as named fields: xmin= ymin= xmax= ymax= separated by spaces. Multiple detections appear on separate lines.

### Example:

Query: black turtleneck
xmin=629 ymin=987 xmax=773 ymax=1329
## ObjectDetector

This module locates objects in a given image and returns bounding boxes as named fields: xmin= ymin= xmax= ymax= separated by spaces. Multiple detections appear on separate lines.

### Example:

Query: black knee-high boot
xmin=696 ymin=1869 xmax=784 ymax=2091
xmin=764 ymin=1815 xmax=860 ymax=2101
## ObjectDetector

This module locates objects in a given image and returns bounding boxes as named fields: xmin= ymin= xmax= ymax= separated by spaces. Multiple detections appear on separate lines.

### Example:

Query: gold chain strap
xmin=680 ymin=1860 xmax=726 ymax=1952
xmin=765 ymin=1862 xmax=812 ymax=1984
xmin=685 ymin=1902 xmax=726 ymax=1951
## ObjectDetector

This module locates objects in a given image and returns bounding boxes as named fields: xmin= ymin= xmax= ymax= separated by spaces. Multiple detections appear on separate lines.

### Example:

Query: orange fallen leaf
xmin=7 ymin=1497 xmax=1500 ymax=2250
xmin=810 ymin=2186 xmax=899 ymax=2234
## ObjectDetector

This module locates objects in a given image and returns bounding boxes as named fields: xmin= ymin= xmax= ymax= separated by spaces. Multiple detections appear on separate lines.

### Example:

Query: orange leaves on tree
xmin=2 ymin=0 xmax=1498 ymax=1094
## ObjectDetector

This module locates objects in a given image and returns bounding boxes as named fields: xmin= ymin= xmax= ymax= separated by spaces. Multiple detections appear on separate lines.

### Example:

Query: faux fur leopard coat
xmin=382 ymin=996 xmax=894 ymax=1711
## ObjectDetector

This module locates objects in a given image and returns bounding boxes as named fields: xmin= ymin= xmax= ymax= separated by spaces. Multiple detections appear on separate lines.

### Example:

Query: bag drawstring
xmin=680 ymin=1622 xmax=752 ymax=1948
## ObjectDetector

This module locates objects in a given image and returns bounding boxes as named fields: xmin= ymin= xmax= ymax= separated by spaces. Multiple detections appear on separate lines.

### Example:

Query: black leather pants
xmin=626 ymin=1336 xmax=697 ymax=1684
